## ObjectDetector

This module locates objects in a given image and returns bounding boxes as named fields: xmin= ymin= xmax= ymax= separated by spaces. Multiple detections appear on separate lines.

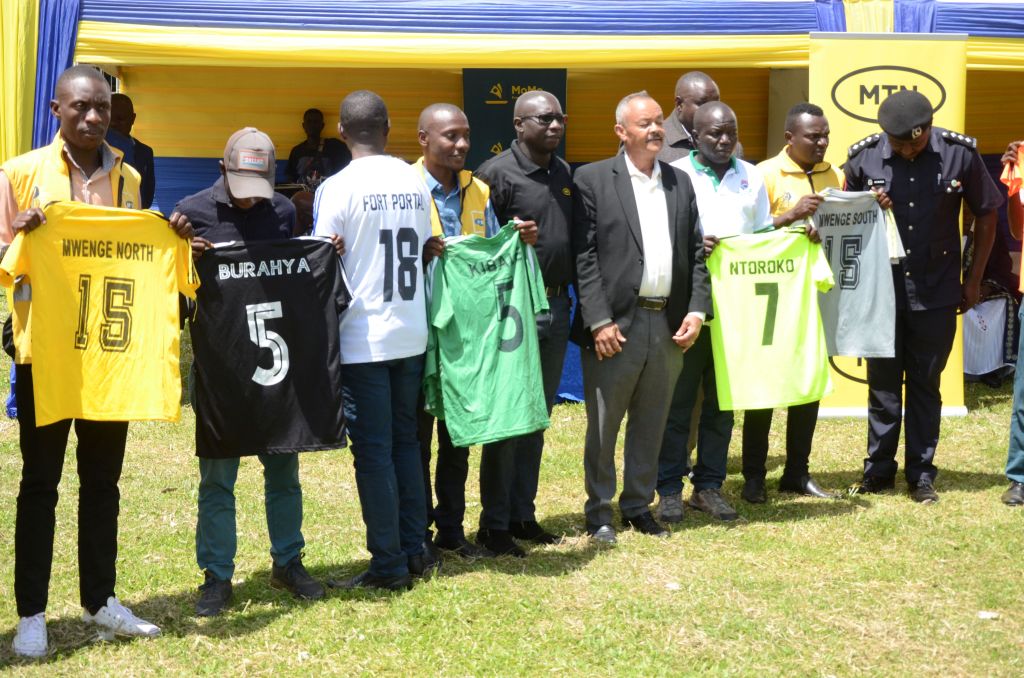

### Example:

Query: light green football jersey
xmin=706 ymin=229 xmax=834 ymax=410
xmin=423 ymin=223 xmax=550 ymax=447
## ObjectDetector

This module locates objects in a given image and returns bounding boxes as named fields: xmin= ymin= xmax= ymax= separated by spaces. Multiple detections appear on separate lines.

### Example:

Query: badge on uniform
xmin=869 ymin=178 xmax=886 ymax=188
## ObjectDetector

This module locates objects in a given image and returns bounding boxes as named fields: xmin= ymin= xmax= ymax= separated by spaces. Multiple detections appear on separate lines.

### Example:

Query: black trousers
xmin=865 ymin=305 xmax=957 ymax=484
xmin=417 ymin=404 xmax=469 ymax=541
xmin=14 ymin=365 xmax=128 ymax=617
xmin=741 ymin=401 xmax=820 ymax=482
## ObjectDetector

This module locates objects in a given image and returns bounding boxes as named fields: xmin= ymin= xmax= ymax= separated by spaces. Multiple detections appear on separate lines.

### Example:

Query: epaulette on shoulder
xmin=939 ymin=130 xmax=977 ymax=149
xmin=848 ymin=134 xmax=881 ymax=158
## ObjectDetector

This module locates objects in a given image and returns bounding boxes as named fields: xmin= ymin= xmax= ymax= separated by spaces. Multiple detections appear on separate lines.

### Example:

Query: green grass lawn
xmin=0 ymin=360 xmax=1021 ymax=676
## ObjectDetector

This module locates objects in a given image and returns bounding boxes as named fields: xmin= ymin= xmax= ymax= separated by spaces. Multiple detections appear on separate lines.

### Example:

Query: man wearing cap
xmin=177 ymin=127 xmax=326 ymax=616
xmin=845 ymin=90 xmax=1003 ymax=503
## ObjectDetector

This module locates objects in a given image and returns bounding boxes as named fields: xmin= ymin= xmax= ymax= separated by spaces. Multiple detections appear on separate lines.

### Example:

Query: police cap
xmin=878 ymin=90 xmax=933 ymax=141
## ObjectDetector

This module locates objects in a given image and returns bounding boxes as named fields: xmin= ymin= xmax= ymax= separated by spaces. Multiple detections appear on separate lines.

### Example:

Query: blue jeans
xmin=196 ymin=453 xmax=304 ymax=581
xmin=343 ymin=355 xmax=427 ymax=578
xmin=1007 ymin=306 xmax=1024 ymax=483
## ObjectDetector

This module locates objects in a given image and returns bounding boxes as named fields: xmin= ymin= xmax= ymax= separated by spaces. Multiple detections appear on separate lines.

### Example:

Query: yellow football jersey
xmin=0 ymin=201 xmax=199 ymax=425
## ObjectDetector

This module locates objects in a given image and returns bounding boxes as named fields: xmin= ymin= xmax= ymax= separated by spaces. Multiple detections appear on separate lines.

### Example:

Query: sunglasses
xmin=521 ymin=113 xmax=567 ymax=126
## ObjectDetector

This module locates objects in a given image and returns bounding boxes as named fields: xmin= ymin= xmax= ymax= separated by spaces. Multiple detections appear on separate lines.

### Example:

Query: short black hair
xmin=54 ymin=65 xmax=107 ymax=98
xmin=339 ymin=90 xmax=389 ymax=142
xmin=785 ymin=102 xmax=825 ymax=132
xmin=303 ymin=108 xmax=324 ymax=119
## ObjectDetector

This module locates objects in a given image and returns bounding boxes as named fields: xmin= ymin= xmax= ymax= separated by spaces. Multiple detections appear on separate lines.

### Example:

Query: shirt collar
xmin=773 ymin=146 xmax=832 ymax=175
xmin=689 ymin=150 xmax=736 ymax=176
xmin=879 ymin=127 xmax=940 ymax=161
xmin=510 ymin=140 xmax=546 ymax=175
xmin=623 ymin=151 xmax=661 ymax=184
xmin=211 ymin=176 xmax=231 ymax=204
xmin=62 ymin=139 xmax=119 ymax=179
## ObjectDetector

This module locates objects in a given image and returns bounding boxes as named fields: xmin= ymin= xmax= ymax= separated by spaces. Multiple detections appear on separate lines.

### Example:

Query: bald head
xmin=418 ymin=103 xmax=467 ymax=133
xmin=673 ymin=70 xmax=721 ymax=132
xmin=692 ymin=101 xmax=737 ymax=168
xmin=513 ymin=91 xmax=559 ymax=117
xmin=55 ymin=65 xmax=107 ymax=99
xmin=693 ymin=101 xmax=735 ymax=133
xmin=418 ymin=103 xmax=471 ymax=179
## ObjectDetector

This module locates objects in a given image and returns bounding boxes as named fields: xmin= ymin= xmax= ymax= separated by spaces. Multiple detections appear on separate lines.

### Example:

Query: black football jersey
xmin=190 ymin=237 xmax=350 ymax=457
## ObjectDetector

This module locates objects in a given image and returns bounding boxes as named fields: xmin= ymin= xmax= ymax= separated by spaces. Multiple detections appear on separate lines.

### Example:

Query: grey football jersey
xmin=815 ymin=189 xmax=896 ymax=358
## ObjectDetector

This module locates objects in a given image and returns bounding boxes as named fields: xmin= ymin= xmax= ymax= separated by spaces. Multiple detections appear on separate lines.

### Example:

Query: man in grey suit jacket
xmin=572 ymin=91 xmax=711 ymax=544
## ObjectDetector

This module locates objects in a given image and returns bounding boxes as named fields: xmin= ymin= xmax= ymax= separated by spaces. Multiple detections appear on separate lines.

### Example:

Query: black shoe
xmin=509 ymin=520 xmax=562 ymax=545
xmin=741 ymin=477 xmax=767 ymax=504
xmin=852 ymin=475 xmax=896 ymax=495
xmin=622 ymin=511 xmax=669 ymax=537
xmin=195 ymin=571 xmax=232 ymax=617
xmin=408 ymin=540 xmax=443 ymax=580
xmin=778 ymin=474 xmax=838 ymax=499
xmin=477 ymin=528 xmax=526 ymax=558
xmin=909 ymin=478 xmax=939 ymax=504
xmin=586 ymin=523 xmax=617 ymax=544
xmin=1002 ymin=481 xmax=1024 ymax=506
xmin=327 ymin=570 xmax=413 ymax=592
xmin=434 ymin=534 xmax=495 ymax=560
xmin=270 ymin=554 xmax=326 ymax=600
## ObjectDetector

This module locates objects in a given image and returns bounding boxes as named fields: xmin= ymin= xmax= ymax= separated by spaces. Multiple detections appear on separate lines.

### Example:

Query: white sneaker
xmin=12 ymin=612 xmax=48 ymax=658
xmin=82 ymin=596 xmax=160 ymax=641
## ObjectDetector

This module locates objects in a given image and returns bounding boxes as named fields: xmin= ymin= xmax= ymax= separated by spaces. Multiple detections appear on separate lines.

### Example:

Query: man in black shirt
xmin=474 ymin=91 xmax=573 ymax=556
xmin=177 ymin=128 xmax=327 ymax=616
xmin=285 ymin=108 xmax=352 ymax=187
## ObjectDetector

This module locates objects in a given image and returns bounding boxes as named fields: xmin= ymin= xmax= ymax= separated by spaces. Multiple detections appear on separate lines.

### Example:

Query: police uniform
xmin=843 ymin=101 xmax=1002 ymax=488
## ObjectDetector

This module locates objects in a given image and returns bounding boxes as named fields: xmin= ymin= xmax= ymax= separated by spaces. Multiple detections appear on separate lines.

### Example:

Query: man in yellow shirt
xmin=745 ymin=102 xmax=843 ymax=502
xmin=0 ymin=65 xmax=192 ymax=658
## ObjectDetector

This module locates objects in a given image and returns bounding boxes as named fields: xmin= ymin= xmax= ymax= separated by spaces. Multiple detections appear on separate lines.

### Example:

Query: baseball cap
xmin=223 ymin=127 xmax=275 ymax=200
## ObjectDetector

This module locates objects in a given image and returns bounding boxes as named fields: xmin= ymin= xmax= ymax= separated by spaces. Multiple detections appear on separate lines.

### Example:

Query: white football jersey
xmin=313 ymin=155 xmax=432 ymax=364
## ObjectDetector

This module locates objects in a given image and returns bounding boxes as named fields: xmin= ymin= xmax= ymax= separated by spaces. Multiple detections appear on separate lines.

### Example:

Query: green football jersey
xmin=706 ymin=229 xmax=835 ymax=410
xmin=423 ymin=223 xmax=550 ymax=447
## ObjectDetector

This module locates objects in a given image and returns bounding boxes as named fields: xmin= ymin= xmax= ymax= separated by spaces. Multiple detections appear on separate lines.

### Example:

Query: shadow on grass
xmin=0 ymin=562 xmax=383 ymax=665
xmin=965 ymin=379 xmax=1013 ymax=411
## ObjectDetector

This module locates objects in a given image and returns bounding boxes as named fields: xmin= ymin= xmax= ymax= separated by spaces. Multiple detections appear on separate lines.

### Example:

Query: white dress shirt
xmin=623 ymin=152 xmax=673 ymax=297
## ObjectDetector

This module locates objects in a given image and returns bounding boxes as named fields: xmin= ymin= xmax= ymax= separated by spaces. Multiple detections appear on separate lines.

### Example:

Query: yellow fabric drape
xmin=75 ymin=21 xmax=811 ymax=69
xmin=967 ymin=37 xmax=1024 ymax=72
xmin=843 ymin=0 xmax=895 ymax=33
xmin=0 ymin=0 xmax=39 ymax=164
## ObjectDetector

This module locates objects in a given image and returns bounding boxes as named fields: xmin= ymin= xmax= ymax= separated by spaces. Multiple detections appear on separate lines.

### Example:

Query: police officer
xmin=844 ymin=90 xmax=1003 ymax=503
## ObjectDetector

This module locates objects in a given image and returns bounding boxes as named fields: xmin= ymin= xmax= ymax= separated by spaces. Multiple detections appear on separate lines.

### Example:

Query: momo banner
xmin=809 ymin=33 xmax=968 ymax=417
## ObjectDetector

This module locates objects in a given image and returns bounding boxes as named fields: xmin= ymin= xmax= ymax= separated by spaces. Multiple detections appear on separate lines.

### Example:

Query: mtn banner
xmin=810 ymin=33 xmax=968 ymax=417
xmin=463 ymin=69 xmax=567 ymax=170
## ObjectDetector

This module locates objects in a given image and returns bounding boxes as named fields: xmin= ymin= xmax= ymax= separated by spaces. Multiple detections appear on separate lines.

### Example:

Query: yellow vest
xmin=413 ymin=157 xmax=490 ymax=237
xmin=1 ymin=134 xmax=142 ymax=363
xmin=2 ymin=133 xmax=141 ymax=212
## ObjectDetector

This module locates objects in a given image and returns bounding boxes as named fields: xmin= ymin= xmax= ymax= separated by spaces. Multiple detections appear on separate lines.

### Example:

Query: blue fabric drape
xmin=815 ymin=0 xmax=847 ymax=32
xmin=935 ymin=2 xmax=1024 ymax=38
xmin=894 ymin=0 xmax=936 ymax=33
xmin=32 ymin=0 xmax=82 ymax=149
xmin=80 ymin=0 xmax=819 ymax=35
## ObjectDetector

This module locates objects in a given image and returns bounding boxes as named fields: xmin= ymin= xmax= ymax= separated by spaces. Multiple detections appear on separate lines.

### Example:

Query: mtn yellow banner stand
xmin=809 ymin=33 xmax=968 ymax=417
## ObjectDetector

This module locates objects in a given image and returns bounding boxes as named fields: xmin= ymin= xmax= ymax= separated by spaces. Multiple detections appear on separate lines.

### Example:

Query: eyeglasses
xmin=521 ymin=113 xmax=567 ymax=126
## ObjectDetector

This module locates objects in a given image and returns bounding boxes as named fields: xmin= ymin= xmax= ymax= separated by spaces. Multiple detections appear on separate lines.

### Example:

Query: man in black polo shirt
xmin=474 ymin=90 xmax=573 ymax=556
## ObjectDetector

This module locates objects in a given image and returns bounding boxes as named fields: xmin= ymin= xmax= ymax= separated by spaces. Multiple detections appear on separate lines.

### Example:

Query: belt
xmin=545 ymin=285 xmax=568 ymax=297
xmin=637 ymin=296 xmax=668 ymax=311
